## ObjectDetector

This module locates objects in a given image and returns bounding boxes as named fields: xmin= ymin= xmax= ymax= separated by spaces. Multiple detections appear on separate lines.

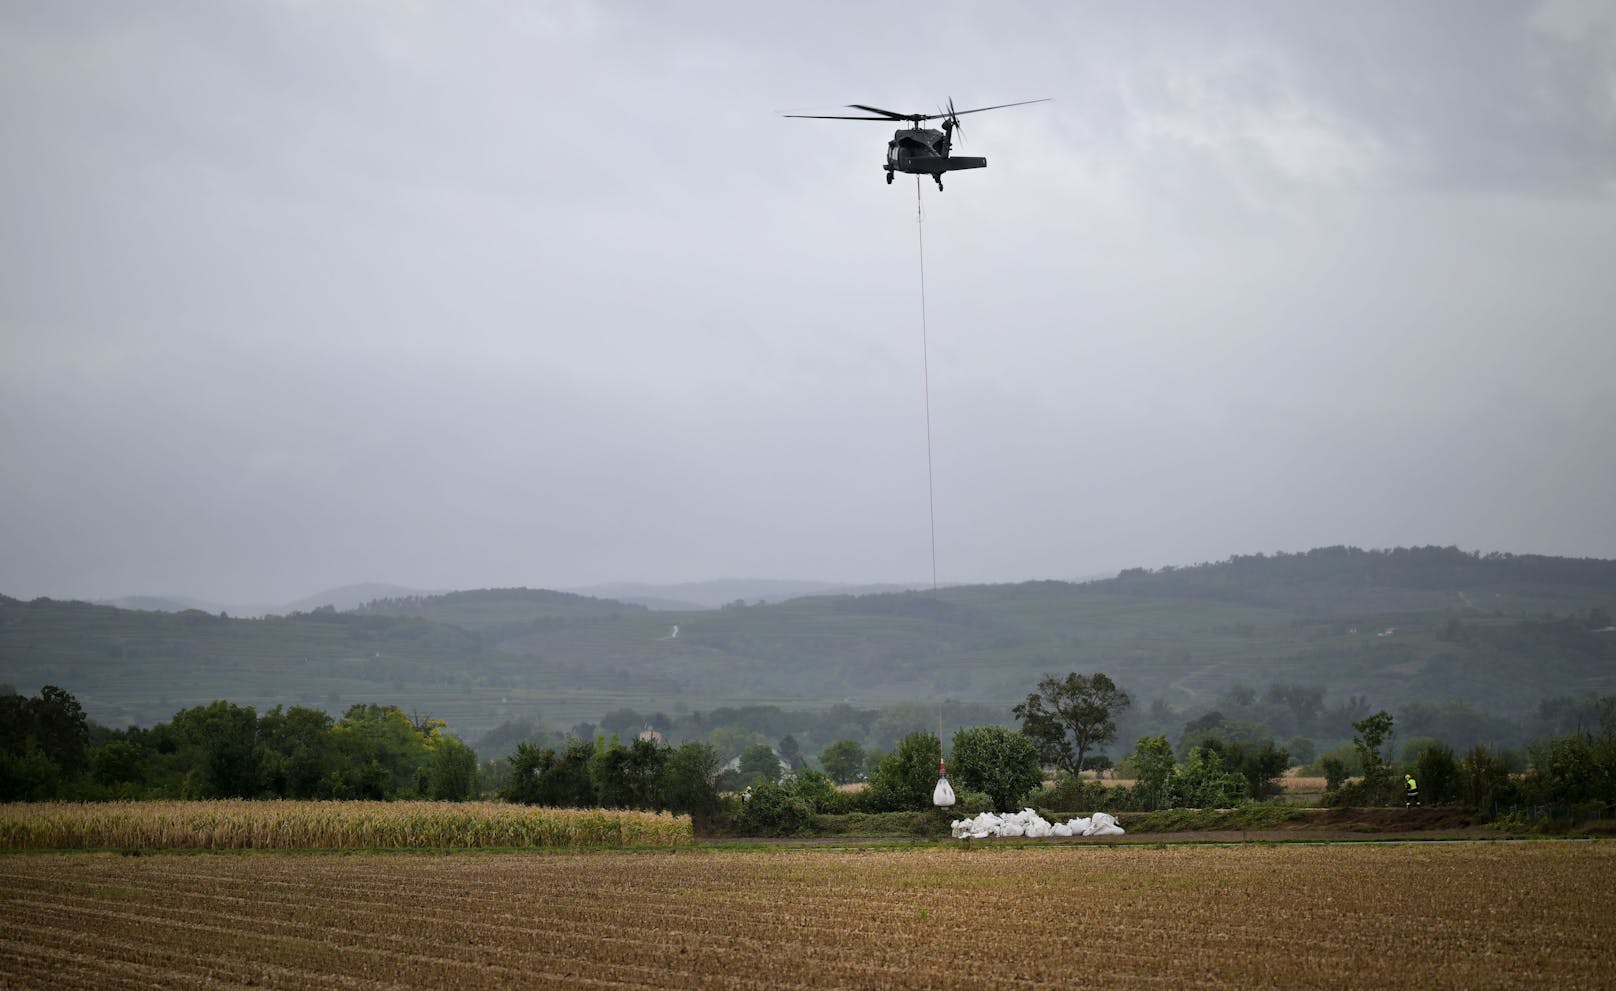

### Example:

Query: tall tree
xmin=950 ymin=726 xmax=1043 ymax=812
xmin=862 ymin=732 xmax=942 ymax=812
xmin=738 ymin=743 xmax=782 ymax=785
xmin=428 ymin=735 xmax=479 ymax=800
xmin=1352 ymin=710 xmax=1397 ymax=802
xmin=818 ymin=739 xmax=867 ymax=784
xmin=170 ymin=700 xmax=261 ymax=798
xmin=777 ymin=735 xmax=803 ymax=771
xmin=29 ymin=685 xmax=90 ymax=779
xmin=1131 ymin=735 xmax=1176 ymax=811
xmin=1013 ymin=672 xmax=1132 ymax=775
xmin=659 ymin=742 xmax=721 ymax=819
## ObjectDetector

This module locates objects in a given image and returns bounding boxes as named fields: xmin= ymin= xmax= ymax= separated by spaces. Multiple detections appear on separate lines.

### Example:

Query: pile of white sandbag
xmin=950 ymin=809 xmax=1125 ymax=839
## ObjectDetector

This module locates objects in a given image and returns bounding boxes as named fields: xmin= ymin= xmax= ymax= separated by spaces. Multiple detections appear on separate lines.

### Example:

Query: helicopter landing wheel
xmin=934 ymin=176 xmax=944 ymax=191
xmin=885 ymin=171 xmax=893 ymax=184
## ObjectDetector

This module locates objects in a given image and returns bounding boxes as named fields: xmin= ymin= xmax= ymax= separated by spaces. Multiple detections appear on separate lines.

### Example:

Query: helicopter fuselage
xmin=885 ymin=126 xmax=986 ymax=187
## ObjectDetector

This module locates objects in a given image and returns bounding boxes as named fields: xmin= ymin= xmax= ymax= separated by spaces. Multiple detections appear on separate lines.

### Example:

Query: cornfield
xmin=0 ymin=801 xmax=693 ymax=850
xmin=1 ymin=843 xmax=1611 ymax=989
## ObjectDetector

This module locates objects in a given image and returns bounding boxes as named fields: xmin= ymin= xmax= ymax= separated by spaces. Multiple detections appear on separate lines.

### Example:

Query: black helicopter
xmin=786 ymin=98 xmax=1049 ymax=190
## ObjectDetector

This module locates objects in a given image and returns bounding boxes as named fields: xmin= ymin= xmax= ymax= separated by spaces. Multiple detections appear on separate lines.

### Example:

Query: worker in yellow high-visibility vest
xmin=1404 ymin=773 xmax=1421 ymax=807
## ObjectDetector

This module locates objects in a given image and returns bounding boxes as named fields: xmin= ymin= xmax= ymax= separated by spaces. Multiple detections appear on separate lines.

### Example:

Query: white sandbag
xmin=1052 ymin=823 xmax=1073 ymax=837
xmin=1065 ymin=817 xmax=1090 ymax=835
xmin=1083 ymin=812 xmax=1124 ymax=837
xmin=998 ymin=819 xmax=1025 ymax=837
xmin=933 ymin=775 xmax=956 ymax=807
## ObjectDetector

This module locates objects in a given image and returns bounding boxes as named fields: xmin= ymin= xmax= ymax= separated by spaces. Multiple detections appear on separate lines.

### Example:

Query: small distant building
xmin=637 ymin=726 xmax=664 ymax=744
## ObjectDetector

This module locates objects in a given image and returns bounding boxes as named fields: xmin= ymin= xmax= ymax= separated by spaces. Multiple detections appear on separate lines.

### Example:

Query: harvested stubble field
xmin=2 ymin=842 xmax=1613 ymax=989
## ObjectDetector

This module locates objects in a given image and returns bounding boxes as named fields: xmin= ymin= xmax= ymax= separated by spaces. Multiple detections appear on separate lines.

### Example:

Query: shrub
xmin=950 ymin=726 xmax=1043 ymax=812
xmin=861 ymin=733 xmax=941 ymax=812
xmin=736 ymin=781 xmax=814 ymax=836
xmin=787 ymin=770 xmax=843 ymax=813
xmin=1412 ymin=742 xmax=1459 ymax=805
xmin=1030 ymin=772 xmax=1112 ymax=813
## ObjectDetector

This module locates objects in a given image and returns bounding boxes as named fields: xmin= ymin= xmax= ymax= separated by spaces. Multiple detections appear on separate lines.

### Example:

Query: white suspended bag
xmin=933 ymin=759 xmax=956 ymax=807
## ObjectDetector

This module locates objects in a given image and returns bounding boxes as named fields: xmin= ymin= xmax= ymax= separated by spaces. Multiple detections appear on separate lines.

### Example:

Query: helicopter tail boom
xmin=896 ymin=156 xmax=987 ymax=173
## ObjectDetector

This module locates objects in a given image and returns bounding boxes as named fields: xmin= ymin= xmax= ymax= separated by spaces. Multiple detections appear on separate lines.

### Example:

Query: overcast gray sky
xmin=3 ymin=1 xmax=1614 ymax=607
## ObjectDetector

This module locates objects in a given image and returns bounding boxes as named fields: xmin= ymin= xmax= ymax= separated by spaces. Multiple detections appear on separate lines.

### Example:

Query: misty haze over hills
xmin=92 ymin=579 xmax=952 ymax=619
xmin=9 ymin=545 xmax=1613 ymax=746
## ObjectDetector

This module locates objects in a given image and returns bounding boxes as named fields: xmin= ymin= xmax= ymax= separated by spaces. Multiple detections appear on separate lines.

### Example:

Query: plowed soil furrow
xmin=3 ymin=844 xmax=1613 ymax=990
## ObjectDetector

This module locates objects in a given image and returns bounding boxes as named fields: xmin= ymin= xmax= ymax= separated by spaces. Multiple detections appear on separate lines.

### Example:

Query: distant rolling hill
xmin=4 ymin=546 xmax=1614 ymax=738
xmin=564 ymin=579 xmax=926 ymax=611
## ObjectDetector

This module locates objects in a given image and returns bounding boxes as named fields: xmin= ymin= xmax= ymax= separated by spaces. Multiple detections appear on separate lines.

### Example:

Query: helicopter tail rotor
xmin=943 ymin=97 xmax=966 ymax=146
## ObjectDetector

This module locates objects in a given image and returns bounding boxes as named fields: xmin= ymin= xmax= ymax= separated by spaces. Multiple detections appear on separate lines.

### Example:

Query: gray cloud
xmin=2 ymin=1 xmax=1614 ymax=604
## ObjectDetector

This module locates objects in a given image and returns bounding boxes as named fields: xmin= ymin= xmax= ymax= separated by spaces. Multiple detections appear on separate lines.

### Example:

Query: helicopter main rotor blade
xmin=783 ymin=113 xmax=904 ymax=120
xmin=846 ymin=104 xmax=915 ymax=120
xmin=922 ymin=98 xmax=1051 ymax=121
xmin=786 ymin=98 xmax=1049 ymax=124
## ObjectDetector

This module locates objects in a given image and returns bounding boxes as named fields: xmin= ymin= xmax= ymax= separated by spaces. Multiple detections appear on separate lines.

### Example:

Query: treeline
xmin=476 ymin=699 xmax=1010 ymax=769
xmin=1110 ymin=545 xmax=1616 ymax=606
xmin=1138 ymin=678 xmax=1616 ymax=761
xmin=727 ymin=714 xmax=1616 ymax=836
xmin=1 ymin=686 xmax=477 ymax=801
xmin=504 ymin=738 xmax=722 ymax=821
xmin=1309 ymin=705 xmax=1616 ymax=812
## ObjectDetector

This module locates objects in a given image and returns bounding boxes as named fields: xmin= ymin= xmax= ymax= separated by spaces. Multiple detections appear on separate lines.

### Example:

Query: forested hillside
xmin=3 ymin=546 xmax=1613 ymax=738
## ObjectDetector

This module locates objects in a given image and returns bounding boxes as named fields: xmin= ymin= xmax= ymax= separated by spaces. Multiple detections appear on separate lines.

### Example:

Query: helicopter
xmin=785 ymin=98 xmax=1049 ymax=190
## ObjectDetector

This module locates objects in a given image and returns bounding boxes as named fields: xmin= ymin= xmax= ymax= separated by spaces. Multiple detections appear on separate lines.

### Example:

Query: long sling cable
xmin=915 ymin=176 xmax=939 ymax=598
xmin=916 ymin=177 xmax=952 ymax=802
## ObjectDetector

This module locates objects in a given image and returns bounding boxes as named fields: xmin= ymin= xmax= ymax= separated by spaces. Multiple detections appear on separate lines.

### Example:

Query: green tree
xmin=258 ymin=705 xmax=337 ymax=799
xmin=1525 ymin=732 xmax=1616 ymax=806
xmin=1319 ymin=755 xmax=1349 ymax=795
xmin=506 ymin=738 xmax=596 ymax=806
xmin=735 ymin=780 xmax=813 ymax=836
xmin=787 ymin=769 xmax=844 ymax=813
xmin=778 ymin=734 xmax=803 ymax=771
xmin=660 ymin=742 xmax=721 ymax=819
xmin=91 ymin=739 xmax=148 ymax=789
xmin=428 ymin=735 xmax=478 ymax=800
xmin=1350 ymin=710 xmax=1397 ymax=804
xmin=588 ymin=736 xmax=666 ymax=809
xmin=0 ymin=691 xmax=29 ymax=759
xmin=1201 ymin=738 xmax=1290 ymax=800
xmin=0 ymin=751 xmax=60 ymax=801
xmin=708 ymin=725 xmax=765 ymax=763
xmin=862 ymin=732 xmax=941 ymax=812
xmin=169 ymin=700 xmax=261 ymax=798
xmin=1173 ymin=746 xmax=1248 ymax=808
xmin=818 ymin=739 xmax=867 ymax=784
xmin=738 ymin=743 xmax=782 ymax=786
xmin=1013 ymin=672 xmax=1132 ymax=775
xmin=1131 ymin=735 xmax=1176 ymax=811
xmin=505 ymin=742 xmax=551 ymax=805
xmin=332 ymin=704 xmax=437 ymax=798
xmin=950 ymin=725 xmax=1043 ymax=812
xmin=1412 ymin=742 xmax=1459 ymax=806
xmin=1457 ymin=743 xmax=1518 ymax=810
xmin=29 ymin=685 xmax=89 ymax=779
